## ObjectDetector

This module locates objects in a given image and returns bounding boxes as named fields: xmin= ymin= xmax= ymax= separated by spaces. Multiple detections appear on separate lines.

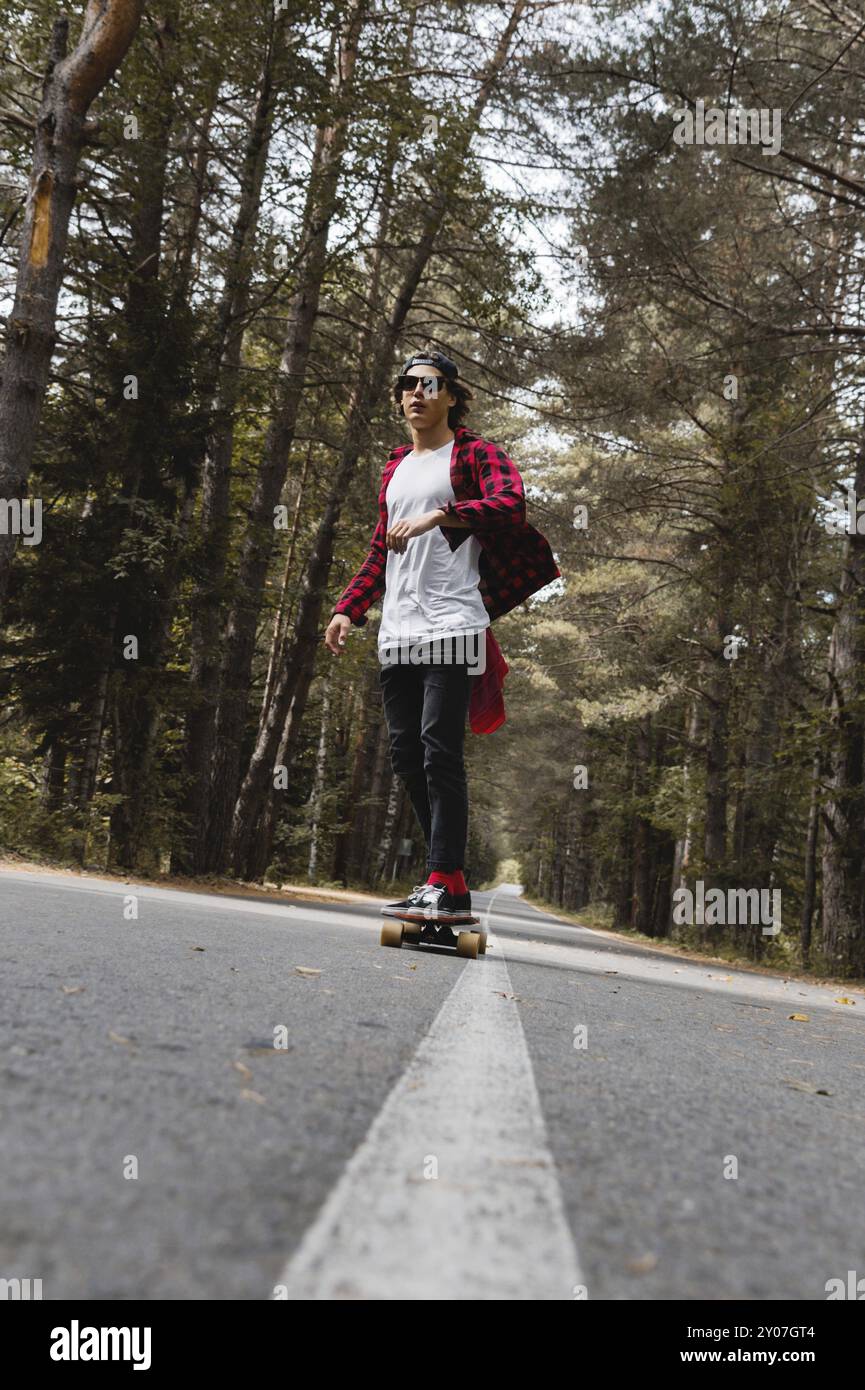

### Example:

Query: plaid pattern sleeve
xmin=443 ymin=428 xmax=561 ymax=623
xmin=440 ymin=438 xmax=527 ymax=530
xmin=331 ymin=514 xmax=388 ymax=627
xmin=330 ymin=444 xmax=410 ymax=627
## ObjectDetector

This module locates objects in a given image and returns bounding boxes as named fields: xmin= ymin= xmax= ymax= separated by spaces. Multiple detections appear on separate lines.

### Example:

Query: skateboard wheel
xmin=477 ymin=932 xmax=487 ymax=954
xmin=456 ymin=931 xmax=481 ymax=959
xmin=402 ymin=924 xmax=422 ymax=943
xmin=380 ymin=922 xmax=404 ymax=949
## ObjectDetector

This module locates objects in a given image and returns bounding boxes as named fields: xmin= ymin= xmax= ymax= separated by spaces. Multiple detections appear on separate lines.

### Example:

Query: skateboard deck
xmin=380 ymin=905 xmax=480 ymax=926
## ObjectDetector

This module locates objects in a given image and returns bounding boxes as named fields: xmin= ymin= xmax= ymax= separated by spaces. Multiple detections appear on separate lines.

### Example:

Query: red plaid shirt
xmin=331 ymin=425 xmax=561 ymax=731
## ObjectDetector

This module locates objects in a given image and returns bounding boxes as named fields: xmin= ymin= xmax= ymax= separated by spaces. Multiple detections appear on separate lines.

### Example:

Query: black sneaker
xmin=381 ymin=881 xmax=474 ymax=925
xmin=381 ymin=883 xmax=426 ymax=918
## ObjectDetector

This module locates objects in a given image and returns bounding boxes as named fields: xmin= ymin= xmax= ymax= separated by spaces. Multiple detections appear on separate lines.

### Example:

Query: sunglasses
xmin=395 ymin=374 xmax=450 ymax=395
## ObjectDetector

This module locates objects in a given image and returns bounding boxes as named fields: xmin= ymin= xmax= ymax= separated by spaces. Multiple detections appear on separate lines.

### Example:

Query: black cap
xmin=400 ymin=351 xmax=459 ymax=380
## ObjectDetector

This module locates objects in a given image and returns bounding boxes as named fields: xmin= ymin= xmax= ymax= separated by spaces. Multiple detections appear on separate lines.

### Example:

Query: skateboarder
xmin=324 ymin=349 xmax=560 ymax=933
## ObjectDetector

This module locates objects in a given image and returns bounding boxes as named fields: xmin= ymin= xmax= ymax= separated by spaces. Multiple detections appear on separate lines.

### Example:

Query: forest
xmin=2 ymin=0 xmax=865 ymax=977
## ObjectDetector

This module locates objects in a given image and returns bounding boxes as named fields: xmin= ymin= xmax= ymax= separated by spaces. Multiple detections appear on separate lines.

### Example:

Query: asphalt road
xmin=2 ymin=867 xmax=864 ymax=1301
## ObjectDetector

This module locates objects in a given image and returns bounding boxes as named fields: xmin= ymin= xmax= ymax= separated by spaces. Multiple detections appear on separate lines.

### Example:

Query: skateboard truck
xmin=380 ymin=919 xmax=487 ymax=959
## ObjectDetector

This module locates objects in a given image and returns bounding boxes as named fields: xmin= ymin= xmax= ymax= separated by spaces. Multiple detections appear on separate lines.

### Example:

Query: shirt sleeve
xmin=440 ymin=440 xmax=527 ymax=530
xmin=331 ymin=515 xmax=387 ymax=627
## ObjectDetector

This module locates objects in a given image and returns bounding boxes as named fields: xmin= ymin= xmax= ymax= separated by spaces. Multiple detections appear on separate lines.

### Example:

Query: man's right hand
xmin=324 ymin=613 xmax=351 ymax=655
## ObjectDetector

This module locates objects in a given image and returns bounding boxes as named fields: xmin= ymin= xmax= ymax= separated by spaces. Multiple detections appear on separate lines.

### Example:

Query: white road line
xmin=274 ymin=933 xmax=584 ymax=1301
xmin=480 ymin=883 xmax=504 ymax=936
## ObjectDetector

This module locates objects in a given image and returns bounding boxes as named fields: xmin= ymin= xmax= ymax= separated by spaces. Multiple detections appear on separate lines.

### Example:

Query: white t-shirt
xmin=377 ymin=437 xmax=489 ymax=658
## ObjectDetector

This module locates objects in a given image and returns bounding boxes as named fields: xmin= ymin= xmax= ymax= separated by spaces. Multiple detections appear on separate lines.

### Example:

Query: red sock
xmin=428 ymin=869 xmax=467 ymax=896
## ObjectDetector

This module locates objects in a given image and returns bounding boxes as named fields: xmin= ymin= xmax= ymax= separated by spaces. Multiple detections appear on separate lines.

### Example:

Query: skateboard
xmin=380 ymin=917 xmax=487 ymax=959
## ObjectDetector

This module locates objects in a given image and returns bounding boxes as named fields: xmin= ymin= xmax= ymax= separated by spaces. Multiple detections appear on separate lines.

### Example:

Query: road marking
xmin=480 ymin=883 xmax=503 ymax=936
xmin=274 ymin=933 xmax=584 ymax=1300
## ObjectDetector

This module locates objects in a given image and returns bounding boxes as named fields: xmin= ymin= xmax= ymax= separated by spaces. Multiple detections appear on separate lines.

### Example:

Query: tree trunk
xmin=612 ymin=734 xmax=635 ymax=928
xmin=173 ymin=10 xmax=291 ymax=874
xmin=76 ymin=665 xmax=111 ymax=811
xmin=332 ymin=664 xmax=381 ymax=882
xmin=631 ymin=716 xmax=652 ymax=934
xmin=376 ymin=774 xmax=401 ymax=883
xmin=262 ymin=440 xmax=314 ymax=721
xmin=355 ymin=713 xmax=393 ymax=884
xmin=820 ymin=440 xmax=865 ymax=974
xmin=106 ymin=11 xmax=183 ymax=869
xmin=670 ymin=697 xmax=702 ymax=932
xmin=306 ymin=683 xmax=330 ymax=881
xmin=207 ymin=0 xmax=369 ymax=872
xmin=703 ymin=609 xmax=732 ymax=874
xmin=0 ymin=2 xmax=144 ymax=607
xmin=40 ymin=738 xmax=66 ymax=812
xmin=800 ymin=742 xmax=822 ymax=967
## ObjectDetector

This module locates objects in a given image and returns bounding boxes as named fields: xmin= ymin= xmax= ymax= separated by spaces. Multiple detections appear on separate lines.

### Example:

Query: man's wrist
xmin=435 ymin=503 xmax=471 ymax=529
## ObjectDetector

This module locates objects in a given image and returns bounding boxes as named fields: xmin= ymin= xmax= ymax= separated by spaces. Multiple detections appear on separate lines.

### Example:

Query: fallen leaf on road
xmin=294 ymin=966 xmax=321 ymax=977
xmin=239 ymin=1089 xmax=266 ymax=1105
xmin=626 ymin=1253 xmax=658 ymax=1274
xmin=108 ymin=1031 xmax=134 ymax=1046
xmin=61 ymin=985 xmax=85 ymax=995
xmin=788 ymin=1013 xmax=810 ymax=1022
xmin=191 ymin=946 xmax=205 ymax=952
xmin=494 ymin=991 xmax=521 ymax=1001
xmin=835 ymin=997 xmax=856 ymax=1006
xmin=782 ymin=1078 xmax=832 ymax=1096
xmin=232 ymin=1061 xmax=253 ymax=1082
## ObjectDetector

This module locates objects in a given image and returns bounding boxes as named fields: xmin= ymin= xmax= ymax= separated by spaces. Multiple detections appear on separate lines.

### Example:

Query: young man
xmin=324 ymin=350 xmax=560 ymax=930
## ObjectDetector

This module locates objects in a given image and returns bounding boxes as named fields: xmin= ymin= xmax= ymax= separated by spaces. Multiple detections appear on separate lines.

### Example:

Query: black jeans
xmin=378 ymin=658 xmax=473 ymax=873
